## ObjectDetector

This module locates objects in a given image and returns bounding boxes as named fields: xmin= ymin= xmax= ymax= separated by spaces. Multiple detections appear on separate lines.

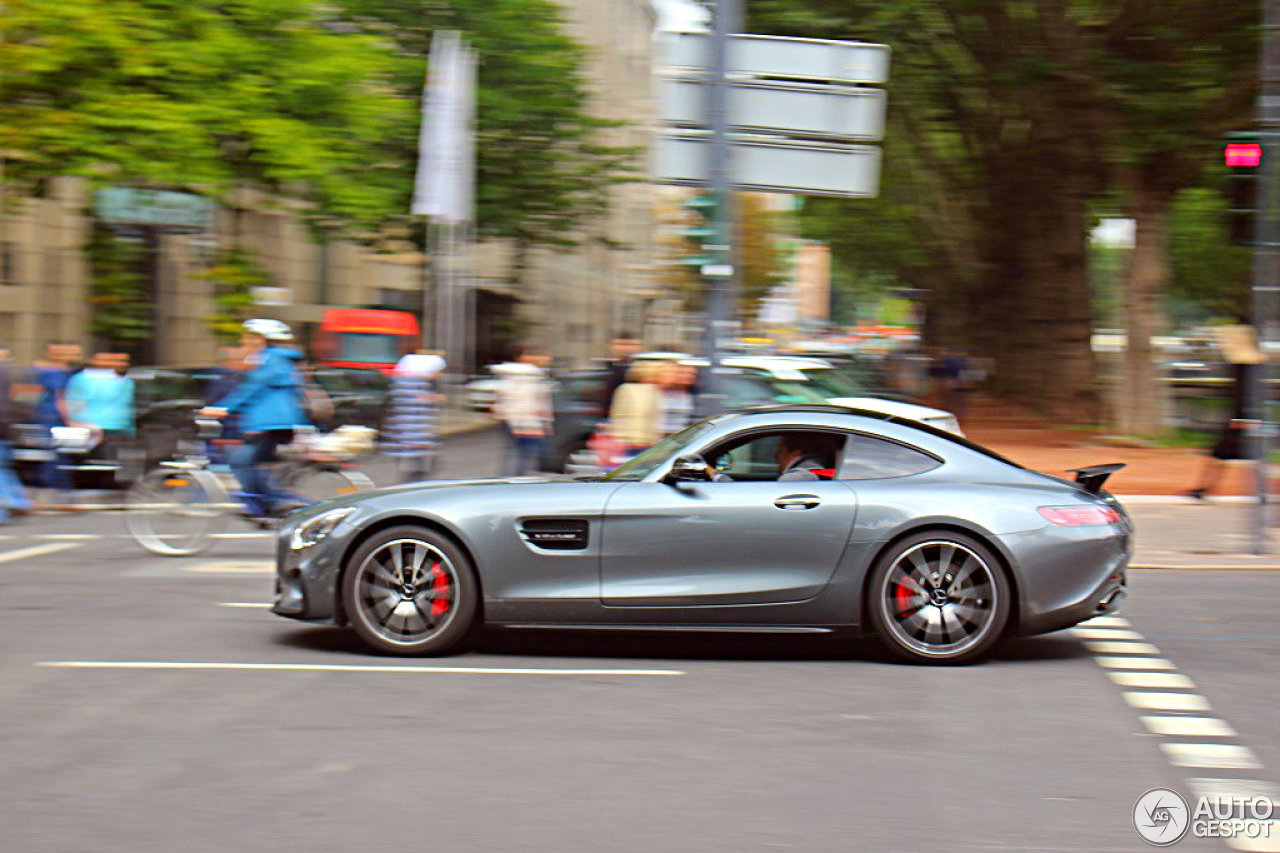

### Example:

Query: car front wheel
xmin=867 ymin=530 xmax=1010 ymax=664
xmin=342 ymin=526 xmax=478 ymax=656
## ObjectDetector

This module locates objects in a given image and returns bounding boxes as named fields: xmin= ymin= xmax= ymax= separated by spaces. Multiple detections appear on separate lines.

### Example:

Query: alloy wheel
xmin=880 ymin=540 xmax=999 ymax=659
xmin=354 ymin=538 xmax=458 ymax=646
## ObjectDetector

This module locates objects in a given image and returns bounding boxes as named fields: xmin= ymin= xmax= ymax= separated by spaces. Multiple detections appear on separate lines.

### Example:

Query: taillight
xmin=1039 ymin=505 xmax=1122 ymax=526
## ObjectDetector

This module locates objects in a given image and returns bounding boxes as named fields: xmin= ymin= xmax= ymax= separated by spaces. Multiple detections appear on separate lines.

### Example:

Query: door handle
xmin=774 ymin=494 xmax=821 ymax=510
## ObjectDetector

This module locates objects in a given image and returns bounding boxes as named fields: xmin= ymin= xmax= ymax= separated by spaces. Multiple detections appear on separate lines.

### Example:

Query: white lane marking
xmin=1142 ymin=717 xmax=1239 ymax=738
xmin=1070 ymin=627 xmax=1146 ymax=640
xmin=33 ymin=533 xmax=100 ymax=540
xmin=1124 ymin=692 xmax=1212 ymax=712
xmin=1108 ymin=671 xmax=1196 ymax=690
xmin=218 ymin=602 xmax=274 ymax=609
xmin=184 ymin=561 xmax=274 ymax=575
xmin=37 ymin=661 xmax=687 ymax=677
xmin=1188 ymin=778 xmax=1280 ymax=802
xmin=0 ymin=543 xmax=81 ymax=564
xmin=1079 ymin=616 xmax=1132 ymax=628
xmin=1094 ymin=656 xmax=1177 ymax=671
xmin=208 ymin=532 xmax=273 ymax=540
xmin=1160 ymin=743 xmax=1263 ymax=770
xmin=1084 ymin=640 xmax=1161 ymax=655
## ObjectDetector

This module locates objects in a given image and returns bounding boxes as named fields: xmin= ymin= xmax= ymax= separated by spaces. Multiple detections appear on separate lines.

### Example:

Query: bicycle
xmin=125 ymin=419 xmax=376 ymax=557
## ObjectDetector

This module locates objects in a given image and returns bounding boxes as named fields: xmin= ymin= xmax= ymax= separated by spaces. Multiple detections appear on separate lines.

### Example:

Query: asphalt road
xmin=0 ymin=429 xmax=1277 ymax=852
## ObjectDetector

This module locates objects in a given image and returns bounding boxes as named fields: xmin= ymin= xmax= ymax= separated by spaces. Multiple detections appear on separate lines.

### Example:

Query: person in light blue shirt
xmin=66 ymin=352 xmax=136 ymax=436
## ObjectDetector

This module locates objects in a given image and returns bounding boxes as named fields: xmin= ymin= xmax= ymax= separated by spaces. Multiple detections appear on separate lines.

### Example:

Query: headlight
xmin=290 ymin=507 xmax=356 ymax=551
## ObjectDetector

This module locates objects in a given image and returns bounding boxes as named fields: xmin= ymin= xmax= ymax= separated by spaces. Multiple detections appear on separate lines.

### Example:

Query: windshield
xmin=338 ymin=333 xmax=401 ymax=365
xmin=796 ymin=367 xmax=866 ymax=397
xmin=602 ymin=421 xmax=714 ymax=481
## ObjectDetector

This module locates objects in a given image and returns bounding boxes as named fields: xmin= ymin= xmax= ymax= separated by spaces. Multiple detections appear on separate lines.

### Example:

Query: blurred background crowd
xmin=0 ymin=0 xmax=1275 ymax=515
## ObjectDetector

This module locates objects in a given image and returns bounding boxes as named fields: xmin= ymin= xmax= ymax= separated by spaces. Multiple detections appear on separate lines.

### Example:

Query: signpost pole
xmin=700 ymin=0 xmax=739 ymax=416
xmin=1250 ymin=0 xmax=1280 ymax=554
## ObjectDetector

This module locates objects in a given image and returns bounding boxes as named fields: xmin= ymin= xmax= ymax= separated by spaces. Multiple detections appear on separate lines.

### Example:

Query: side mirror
xmin=668 ymin=454 xmax=711 ymax=483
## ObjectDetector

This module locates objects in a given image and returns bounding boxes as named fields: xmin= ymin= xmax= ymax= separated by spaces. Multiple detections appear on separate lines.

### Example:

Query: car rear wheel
xmin=867 ymin=530 xmax=1010 ymax=665
xmin=342 ymin=526 xmax=477 ymax=656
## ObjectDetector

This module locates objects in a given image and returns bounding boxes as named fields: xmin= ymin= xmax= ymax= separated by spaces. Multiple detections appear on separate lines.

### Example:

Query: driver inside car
xmin=708 ymin=432 xmax=838 ymax=482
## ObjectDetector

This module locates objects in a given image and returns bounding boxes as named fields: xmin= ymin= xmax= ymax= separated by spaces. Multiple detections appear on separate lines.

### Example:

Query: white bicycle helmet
xmin=243 ymin=318 xmax=293 ymax=342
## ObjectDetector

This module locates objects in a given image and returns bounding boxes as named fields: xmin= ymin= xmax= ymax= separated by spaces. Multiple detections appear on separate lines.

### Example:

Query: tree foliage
xmin=2 ymin=0 xmax=411 ymax=230
xmin=86 ymin=226 xmax=152 ymax=351
xmin=335 ymin=0 xmax=638 ymax=254
xmin=194 ymin=248 xmax=275 ymax=342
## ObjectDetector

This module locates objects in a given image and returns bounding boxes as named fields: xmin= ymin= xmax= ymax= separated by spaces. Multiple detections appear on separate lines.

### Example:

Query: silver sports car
xmin=273 ymin=405 xmax=1131 ymax=664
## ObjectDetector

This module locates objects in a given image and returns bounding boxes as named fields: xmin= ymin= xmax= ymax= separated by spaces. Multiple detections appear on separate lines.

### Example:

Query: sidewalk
xmin=438 ymin=408 xmax=494 ymax=438
xmin=1127 ymin=502 xmax=1280 ymax=569
xmin=956 ymin=396 xmax=1255 ymax=497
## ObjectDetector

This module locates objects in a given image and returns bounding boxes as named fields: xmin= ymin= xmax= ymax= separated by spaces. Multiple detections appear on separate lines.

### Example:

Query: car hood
xmin=826 ymin=396 xmax=961 ymax=430
xmin=286 ymin=476 xmax=556 ymax=521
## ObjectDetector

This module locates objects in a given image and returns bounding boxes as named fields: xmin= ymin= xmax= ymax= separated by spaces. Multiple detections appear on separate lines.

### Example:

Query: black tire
xmin=342 ymin=525 xmax=478 ymax=656
xmin=866 ymin=530 xmax=1011 ymax=665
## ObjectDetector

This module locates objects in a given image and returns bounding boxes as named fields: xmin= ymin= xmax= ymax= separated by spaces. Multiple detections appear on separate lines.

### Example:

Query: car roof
xmin=710 ymin=405 xmax=1022 ymax=469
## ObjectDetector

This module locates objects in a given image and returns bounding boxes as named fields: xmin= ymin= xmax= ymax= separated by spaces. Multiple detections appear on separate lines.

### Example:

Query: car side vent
xmin=520 ymin=519 xmax=589 ymax=550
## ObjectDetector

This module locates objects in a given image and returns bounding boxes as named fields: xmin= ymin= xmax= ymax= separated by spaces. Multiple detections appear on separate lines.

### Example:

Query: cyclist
xmin=201 ymin=319 xmax=308 ymax=519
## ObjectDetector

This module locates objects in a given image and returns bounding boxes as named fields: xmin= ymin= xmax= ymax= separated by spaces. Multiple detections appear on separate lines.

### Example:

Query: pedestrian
xmin=609 ymin=361 xmax=662 ymax=457
xmin=383 ymin=351 xmax=445 ymax=483
xmin=601 ymin=333 xmax=643 ymax=411
xmin=1186 ymin=324 xmax=1267 ymax=500
xmin=201 ymin=319 xmax=309 ymax=518
xmin=492 ymin=350 xmax=553 ymax=476
xmin=65 ymin=352 xmax=136 ymax=461
xmin=658 ymin=362 xmax=694 ymax=436
xmin=30 ymin=341 xmax=82 ymax=504
xmin=0 ymin=343 xmax=33 ymax=523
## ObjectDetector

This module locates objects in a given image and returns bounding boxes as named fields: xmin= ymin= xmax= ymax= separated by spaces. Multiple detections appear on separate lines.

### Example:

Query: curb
xmin=1130 ymin=563 xmax=1280 ymax=571
xmin=1116 ymin=495 xmax=1256 ymax=506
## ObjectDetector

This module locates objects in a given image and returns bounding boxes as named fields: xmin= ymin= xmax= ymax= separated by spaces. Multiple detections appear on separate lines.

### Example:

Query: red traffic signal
xmin=1225 ymin=143 xmax=1263 ymax=168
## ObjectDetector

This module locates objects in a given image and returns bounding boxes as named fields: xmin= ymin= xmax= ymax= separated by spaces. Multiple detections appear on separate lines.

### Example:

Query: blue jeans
xmin=229 ymin=430 xmax=294 ymax=515
xmin=0 ymin=440 xmax=32 ymax=522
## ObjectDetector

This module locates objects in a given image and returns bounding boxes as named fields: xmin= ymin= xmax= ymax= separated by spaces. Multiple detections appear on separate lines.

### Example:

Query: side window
xmin=839 ymin=434 xmax=942 ymax=480
xmin=706 ymin=430 xmax=844 ymax=481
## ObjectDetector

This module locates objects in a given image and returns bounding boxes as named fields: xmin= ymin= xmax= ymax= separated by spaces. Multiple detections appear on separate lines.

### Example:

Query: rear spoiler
xmin=1067 ymin=463 xmax=1126 ymax=494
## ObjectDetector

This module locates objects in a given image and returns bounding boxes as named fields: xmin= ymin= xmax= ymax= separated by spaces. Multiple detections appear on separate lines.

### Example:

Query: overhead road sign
xmin=663 ymin=77 xmax=886 ymax=141
xmin=664 ymin=33 xmax=891 ymax=86
xmin=653 ymin=133 xmax=882 ymax=198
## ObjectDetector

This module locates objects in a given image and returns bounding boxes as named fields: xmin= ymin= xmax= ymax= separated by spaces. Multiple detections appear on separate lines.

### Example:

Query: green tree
xmin=86 ymin=227 xmax=152 ymax=353
xmin=336 ymin=0 xmax=638 ymax=272
xmin=194 ymin=248 xmax=274 ymax=342
xmin=1 ymin=0 xmax=411 ymax=229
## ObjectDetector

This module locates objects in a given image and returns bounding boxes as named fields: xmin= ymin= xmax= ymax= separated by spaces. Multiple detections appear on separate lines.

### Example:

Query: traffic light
xmin=1225 ymin=132 xmax=1262 ymax=246
xmin=679 ymin=193 xmax=720 ymax=267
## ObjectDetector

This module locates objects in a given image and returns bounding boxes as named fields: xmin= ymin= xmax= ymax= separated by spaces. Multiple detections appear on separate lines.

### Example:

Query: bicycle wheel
xmin=125 ymin=467 xmax=231 ymax=556
xmin=282 ymin=463 xmax=375 ymax=504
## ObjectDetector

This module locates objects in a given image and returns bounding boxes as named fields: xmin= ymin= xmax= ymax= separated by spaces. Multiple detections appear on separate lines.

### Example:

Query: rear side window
xmin=839 ymin=433 xmax=942 ymax=480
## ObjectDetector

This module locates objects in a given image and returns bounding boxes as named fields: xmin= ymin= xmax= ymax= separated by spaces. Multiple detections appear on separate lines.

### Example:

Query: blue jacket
xmin=216 ymin=347 xmax=307 ymax=433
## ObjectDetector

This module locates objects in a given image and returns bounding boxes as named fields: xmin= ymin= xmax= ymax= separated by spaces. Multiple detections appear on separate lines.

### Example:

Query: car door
xmin=600 ymin=430 xmax=858 ymax=606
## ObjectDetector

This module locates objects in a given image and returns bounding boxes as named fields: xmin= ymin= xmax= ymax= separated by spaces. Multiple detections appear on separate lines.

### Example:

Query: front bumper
xmin=271 ymin=517 xmax=356 ymax=624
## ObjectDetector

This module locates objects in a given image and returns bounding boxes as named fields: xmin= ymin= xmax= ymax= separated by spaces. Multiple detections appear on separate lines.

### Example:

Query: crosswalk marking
xmin=1160 ymin=743 xmax=1262 ymax=770
xmin=1123 ymin=691 xmax=1212 ymax=712
xmin=1070 ymin=627 xmax=1146 ymax=641
xmin=1084 ymin=640 xmax=1161 ymax=655
xmin=1093 ymin=656 xmax=1176 ymax=670
xmin=1107 ymin=671 xmax=1195 ymax=690
xmin=1141 ymin=717 xmax=1238 ymax=738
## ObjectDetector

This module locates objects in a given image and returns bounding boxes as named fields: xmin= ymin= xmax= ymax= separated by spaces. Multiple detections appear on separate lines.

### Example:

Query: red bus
xmin=318 ymin=308 xmax=420 ymax=373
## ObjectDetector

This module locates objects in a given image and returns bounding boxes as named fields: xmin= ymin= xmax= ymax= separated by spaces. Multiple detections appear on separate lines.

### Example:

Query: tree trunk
xmin=1115 ymin=181 xmax=1173 ymax=436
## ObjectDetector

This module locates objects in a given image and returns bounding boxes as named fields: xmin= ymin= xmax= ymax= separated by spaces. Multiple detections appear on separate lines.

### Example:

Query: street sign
xmin=94 ymin=188 xmax=215 ymax=232
xmin=663 ymin=77 xmax=886 ymax=141
xmin=653 ymin=134 xmax=882 ymax=198
xmin=664 ymin=33 xmax=891 ymax=85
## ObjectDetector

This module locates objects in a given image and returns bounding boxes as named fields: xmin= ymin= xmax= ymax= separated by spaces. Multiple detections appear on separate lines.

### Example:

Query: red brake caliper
xmin=895 ymin=573 xmax=914 ymax=616
xmin=429 ymin=562 xmax=451 ymax=619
